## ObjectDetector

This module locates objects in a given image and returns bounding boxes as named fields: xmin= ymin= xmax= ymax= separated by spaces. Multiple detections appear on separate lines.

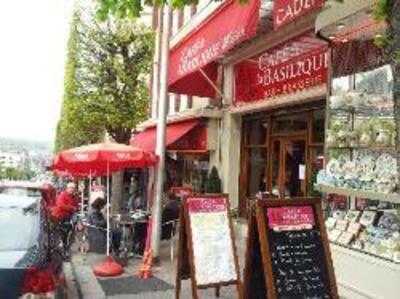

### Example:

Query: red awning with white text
xmin=168 ymin=0 xmax=260 ymax=98
xmin=130 ymin=119 xmax=207 ymax=153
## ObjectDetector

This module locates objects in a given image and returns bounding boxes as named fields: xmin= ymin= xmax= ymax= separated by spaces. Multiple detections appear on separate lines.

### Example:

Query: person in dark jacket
xmin=161 ymin=196 xmax=181 ymax=240
xmin=87 ymin=197 xmax=121 ymax=253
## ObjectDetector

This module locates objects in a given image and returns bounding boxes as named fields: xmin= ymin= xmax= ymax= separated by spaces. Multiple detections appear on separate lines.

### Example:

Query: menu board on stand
xmin=175 ymin=194 xmax=242 ymax=299
xmin=243 ymin=198 xmax=338 ymax=299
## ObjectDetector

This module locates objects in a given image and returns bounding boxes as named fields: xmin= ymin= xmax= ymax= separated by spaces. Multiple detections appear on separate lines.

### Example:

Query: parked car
xmin=0 ymin=182 xmax=65 ymax=299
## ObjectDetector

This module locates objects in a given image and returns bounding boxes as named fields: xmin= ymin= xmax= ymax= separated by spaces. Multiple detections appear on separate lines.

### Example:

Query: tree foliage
xmin=55 ymin=8 xmax=154 ymax=151
xmin=0 ymin=165 xmax=34 ymax=181
xmin=95 ymin=0 xmax=198 ymax=20
xmin=55 ymin=10 xmax=104 ymax=152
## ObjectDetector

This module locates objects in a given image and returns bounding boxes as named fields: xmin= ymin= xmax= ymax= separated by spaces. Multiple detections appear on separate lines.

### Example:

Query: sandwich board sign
xmin=175 ymin=194 xmax=243 ymax=299
xmin=243 ymin=198 xmax=338 ymax=299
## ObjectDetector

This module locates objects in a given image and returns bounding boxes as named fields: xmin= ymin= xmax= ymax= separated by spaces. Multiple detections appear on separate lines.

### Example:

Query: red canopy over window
xmin=130 ymin=119 xmax=207 ymax=152
xmin=168 ymin=0 xmax=260 ymax=98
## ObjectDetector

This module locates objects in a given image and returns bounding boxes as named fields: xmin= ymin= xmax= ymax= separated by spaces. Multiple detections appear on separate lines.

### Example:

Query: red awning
xmin=168 ymin=0 xmax=260 ymax=98
xmin=130 ymin=119 xmax=207 ymax=152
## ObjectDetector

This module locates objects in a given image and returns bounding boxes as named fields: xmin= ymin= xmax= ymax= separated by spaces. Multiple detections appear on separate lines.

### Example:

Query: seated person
xmin=161 ymin=196 xmax=181 ymax=240
xmin=128 ymin=191 xmax=144 ymax=211
xmin=87 ymin=197 xmax=121 ymax=254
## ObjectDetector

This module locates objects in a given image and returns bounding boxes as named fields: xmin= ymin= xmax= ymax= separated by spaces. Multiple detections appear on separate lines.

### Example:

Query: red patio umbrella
xmin=51 ymin=142 xmax=157 ymax=276
xmin=53 ymin=142 xmax=157 ymax=176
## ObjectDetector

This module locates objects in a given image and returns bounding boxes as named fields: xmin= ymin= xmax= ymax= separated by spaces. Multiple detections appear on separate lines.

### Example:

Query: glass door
xmin=269 ymin=136 xmax=306 ymax=198
xmin=282 ymin=138 xmax=306 ymax=197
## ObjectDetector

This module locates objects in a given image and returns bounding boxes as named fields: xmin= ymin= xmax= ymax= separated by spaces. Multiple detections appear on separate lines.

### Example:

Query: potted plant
xmin=205 ymin=166 xmax=222 ymax=194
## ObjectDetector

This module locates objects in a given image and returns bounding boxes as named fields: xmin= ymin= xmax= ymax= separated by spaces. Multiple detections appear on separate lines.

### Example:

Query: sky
xmin=0 ymin=0 xmax=74 ymax=143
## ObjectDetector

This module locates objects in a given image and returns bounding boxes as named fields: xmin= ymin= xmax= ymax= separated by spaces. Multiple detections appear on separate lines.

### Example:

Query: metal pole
xmin=151 ymin=6 xmax=163 ymax=119
xmin=86 ymin=170 xmax=91 ymax=216
xmin=151 ymin=4 xmax=171 ymax=260
xmin=106 ymin=162 xmax=110 ymax=256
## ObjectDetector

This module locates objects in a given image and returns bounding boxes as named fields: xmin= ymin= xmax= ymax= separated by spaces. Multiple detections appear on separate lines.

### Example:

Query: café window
xmin=245 ymin=119 xmax=267 ymax=146
xmin=312 ymin=109 xmax=325 ymax=144
xmin=244 ymin=119 xmax=268 ymax=197
xmin=182 ymin=156 xmax=209 ymax=193
xmin=248 ymin=148 xmax=267 ymax=196
xmin=272 ymin=113 xmax=308 ymax=134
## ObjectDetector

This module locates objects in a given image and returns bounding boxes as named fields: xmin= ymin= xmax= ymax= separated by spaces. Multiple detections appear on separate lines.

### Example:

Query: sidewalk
xmin=70 ymin=220 xmax=248 ymax=299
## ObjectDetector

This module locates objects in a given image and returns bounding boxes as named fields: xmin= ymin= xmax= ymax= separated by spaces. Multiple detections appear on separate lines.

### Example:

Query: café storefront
xmin=130 ymin=117 xmax=220 ymax=195
xmin=223 ymin=28 xmax=329 ymax=216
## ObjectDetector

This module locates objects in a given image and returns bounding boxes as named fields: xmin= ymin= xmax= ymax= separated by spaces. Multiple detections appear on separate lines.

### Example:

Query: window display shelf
xmin=314 ymin=184 xmax=400 ymax=203
xmin=330 ymin=240 xmax=400 ymax=299
xmin=330 ymin=241 xmax=399 ymax=267
xmin=327 ymin=146 xmax=395 ymax=151
xmin=330 ymin=242 xmax=400 ymax=273
xmin=330 ymin=106 xmax=394 ymax=117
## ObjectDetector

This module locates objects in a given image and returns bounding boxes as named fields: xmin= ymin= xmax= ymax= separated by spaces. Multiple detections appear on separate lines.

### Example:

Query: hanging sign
xmin=175 ymin=195 xmax=243 ymax=299
xmin=274 ymin=0 xmax=325 ymax=29
xmin=235 ymin=48 xmax=328 ymax=104
xmin=243 ymin=198 xmax=338 ymax=299
xmin=234 ymin=43 xmax=328 ymax=104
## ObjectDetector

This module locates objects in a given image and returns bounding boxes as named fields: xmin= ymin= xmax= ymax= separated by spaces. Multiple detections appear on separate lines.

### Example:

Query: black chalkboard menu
xmin=243 ymin=198 xmax=338 ymax=299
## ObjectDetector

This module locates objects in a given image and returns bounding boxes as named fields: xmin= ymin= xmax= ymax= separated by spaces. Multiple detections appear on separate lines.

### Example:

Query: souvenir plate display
xmin=347 ymin=222 xmax=362 ymax=236
xmin=319 ymin=66 xmax=400 ymax=265
xmin=336 ymin=219 xmax=349 ymax=231
xmin=318 ymin=66 xmax=399 ymax=197
xmin=337 ymin=231 xmax=355 ymax=246
xmin=345 ymin=210 xmax=362 ymax=223
xmin=325 ymin=209 xmax=400 ymax=263
xmin=359 ymin=211 xmax=378 ymax=227
xmin=328 ymin=229 xmax=342 ymax=242
xmin=317 ymin=152 xmax=399 ymax=194
xmin=325 ymin=217 xmax=337 ymax=230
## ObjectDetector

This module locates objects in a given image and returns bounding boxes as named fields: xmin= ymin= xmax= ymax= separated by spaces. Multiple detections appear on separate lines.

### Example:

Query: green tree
xmin=55 ymin=10 xmax=105 ymax=152
xmin=55 ymin=9 xmax=153 ymax=150
xmin=78 ymin=19 xmax=153 ymax=143
xmin=3 ymin=167 xmax=24 ymax=181
xmin=55 ymin=8 xmax=154 ymax=212
xmin=95 ymin=0 xmax=197 ymax=20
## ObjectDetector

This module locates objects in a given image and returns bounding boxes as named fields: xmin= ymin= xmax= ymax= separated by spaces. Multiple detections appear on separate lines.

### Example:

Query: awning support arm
xmin=199 ymin=68 xmax=224 ymax=100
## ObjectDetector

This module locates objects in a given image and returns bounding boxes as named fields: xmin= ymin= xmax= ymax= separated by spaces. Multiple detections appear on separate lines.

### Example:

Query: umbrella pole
xmin=106 ymin=162 xmax=110 ymax=256
xmin=85 ymin=171 xmax=92 ymax=216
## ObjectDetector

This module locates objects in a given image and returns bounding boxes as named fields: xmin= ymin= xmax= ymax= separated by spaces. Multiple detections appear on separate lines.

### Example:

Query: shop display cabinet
xmin=315 ymin=65 xmax=400 ymax=299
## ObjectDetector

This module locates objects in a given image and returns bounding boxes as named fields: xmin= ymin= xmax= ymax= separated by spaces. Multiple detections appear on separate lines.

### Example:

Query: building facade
xmin=132 ymin=0 xmax=400 ymax=298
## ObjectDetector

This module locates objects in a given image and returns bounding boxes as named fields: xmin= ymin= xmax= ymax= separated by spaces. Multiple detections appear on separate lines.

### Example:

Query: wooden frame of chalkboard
xmin=175 ymin=194 xmax=243 ymax=299
xmin=244 ymin=198 xmax=338 ymax=299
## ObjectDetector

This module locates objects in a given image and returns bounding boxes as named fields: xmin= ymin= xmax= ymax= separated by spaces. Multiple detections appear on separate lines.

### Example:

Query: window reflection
xmin=332 ymin=76 xmax=351 ymax=95
xmin=355 ymin=65 xmax=392 ymax=98
xmin=248 ymin=148 xmax=267 ymax=196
